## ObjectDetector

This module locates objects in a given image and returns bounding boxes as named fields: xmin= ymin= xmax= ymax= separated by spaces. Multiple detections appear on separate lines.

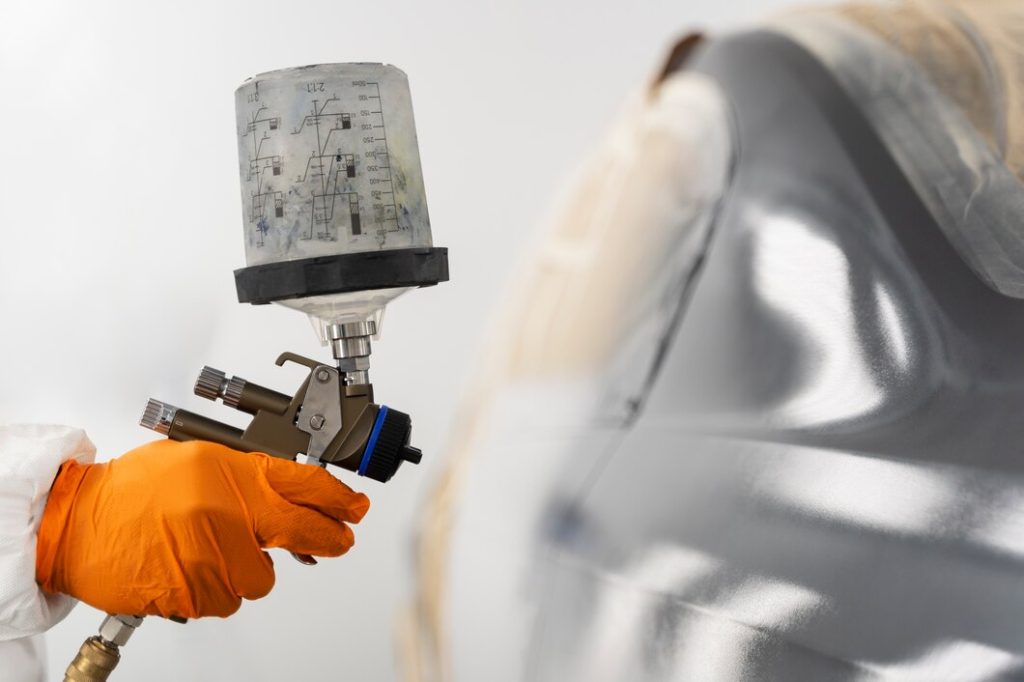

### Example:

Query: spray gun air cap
xmin=358 ymin=406 xmax=421 ymax=482
xmin=231 ymin=63 xmax=448 ymax=328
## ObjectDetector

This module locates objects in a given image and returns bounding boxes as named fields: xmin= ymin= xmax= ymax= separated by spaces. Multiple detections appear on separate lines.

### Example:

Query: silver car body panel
xmin=425 ymin=20 xmax=1024 ymax=682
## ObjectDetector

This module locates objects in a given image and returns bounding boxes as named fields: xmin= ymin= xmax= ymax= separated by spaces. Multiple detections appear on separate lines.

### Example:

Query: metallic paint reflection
xmin=414 ymin=21 xmax=1024 ymax=682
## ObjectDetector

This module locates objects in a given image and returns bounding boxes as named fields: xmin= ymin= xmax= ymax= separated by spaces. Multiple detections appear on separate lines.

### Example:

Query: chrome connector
xmin=327 ymin=320 xmax=377 ymax=339
xmin=326 ymin=320 xmax=376 ymax=385
xmin=98 ymin=614 xmax=143 ymax=648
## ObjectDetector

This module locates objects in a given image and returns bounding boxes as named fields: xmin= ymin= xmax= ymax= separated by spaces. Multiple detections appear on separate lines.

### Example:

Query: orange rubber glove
xmin=35 ymin=439 xmax=370 ymax=619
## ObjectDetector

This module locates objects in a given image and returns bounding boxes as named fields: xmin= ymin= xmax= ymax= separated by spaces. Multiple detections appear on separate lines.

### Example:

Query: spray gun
xmin=63 ymin=63 xmax=448 ymax=681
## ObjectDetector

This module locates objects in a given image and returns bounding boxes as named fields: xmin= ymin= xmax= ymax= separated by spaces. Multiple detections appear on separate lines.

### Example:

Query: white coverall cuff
xmin=0 ymin=425 xmax=96 ymax=641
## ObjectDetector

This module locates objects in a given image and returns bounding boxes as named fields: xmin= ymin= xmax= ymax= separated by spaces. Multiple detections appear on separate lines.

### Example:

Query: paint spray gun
xmin=63 ymin=64 xmax=448 ymax=681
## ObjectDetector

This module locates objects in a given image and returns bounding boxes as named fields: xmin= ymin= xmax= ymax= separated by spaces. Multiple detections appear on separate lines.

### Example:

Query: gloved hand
xmin=35 ymin=439 xmax=370 ymax=619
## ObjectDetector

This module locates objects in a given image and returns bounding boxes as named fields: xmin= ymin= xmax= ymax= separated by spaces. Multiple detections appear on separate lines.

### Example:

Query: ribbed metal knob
xmin=222 ymin=376 xmax=247 ymax=409
xmin=140 ymin=399 xmax=177 ymax=435
xmin=194 ymin=366 xmax=226 ymax=401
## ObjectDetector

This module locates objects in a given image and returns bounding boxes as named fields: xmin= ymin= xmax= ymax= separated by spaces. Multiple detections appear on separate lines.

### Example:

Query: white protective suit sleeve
xmin=0 ymin=425 xmax=96 ymax=681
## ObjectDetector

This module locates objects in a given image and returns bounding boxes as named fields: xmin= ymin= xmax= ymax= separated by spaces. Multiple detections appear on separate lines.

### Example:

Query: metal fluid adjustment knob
xmin=194 ymin=367 xmax=247 ymax=409
xmin=194 ymin=366 xmax=227 ymax=401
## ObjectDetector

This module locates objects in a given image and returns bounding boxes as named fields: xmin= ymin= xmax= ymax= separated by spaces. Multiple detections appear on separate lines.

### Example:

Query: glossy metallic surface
xmin=525 ymin=33 xmax=1024 ymax=681
xmin=424 ymin=26 xmax=1024 ymax=682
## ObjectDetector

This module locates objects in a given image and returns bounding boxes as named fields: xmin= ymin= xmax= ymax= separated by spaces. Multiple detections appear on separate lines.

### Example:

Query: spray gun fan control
xmin=141 ymin=63 xmax=448 ymax=483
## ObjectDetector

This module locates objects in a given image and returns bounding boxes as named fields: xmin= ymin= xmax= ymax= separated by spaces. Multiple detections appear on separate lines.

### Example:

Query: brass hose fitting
xmin=64 ymin=637 xmax=120 ymax=682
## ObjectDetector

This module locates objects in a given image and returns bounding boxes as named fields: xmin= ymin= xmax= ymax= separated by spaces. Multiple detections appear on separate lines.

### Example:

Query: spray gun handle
xmin=81 ymin=352 xmax=421 ymax=678
xmin=140 ymin=354 xmax=419 ymax=563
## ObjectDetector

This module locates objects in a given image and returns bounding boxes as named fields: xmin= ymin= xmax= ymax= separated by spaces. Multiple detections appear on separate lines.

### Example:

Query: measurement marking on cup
xmin=368 ymin=81 xmax=400 ymax=236
xmin=237 ymin=69 xmax=418 ymax=248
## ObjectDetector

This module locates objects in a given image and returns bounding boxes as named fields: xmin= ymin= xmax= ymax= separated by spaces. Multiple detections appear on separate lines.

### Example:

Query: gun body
xmin=143 ymin=352 xmax=421 ymax=481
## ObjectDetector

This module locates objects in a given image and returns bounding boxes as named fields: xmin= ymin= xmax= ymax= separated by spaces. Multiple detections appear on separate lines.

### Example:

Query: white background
xmin=1 ymin=0 xmax=800 ymax=678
